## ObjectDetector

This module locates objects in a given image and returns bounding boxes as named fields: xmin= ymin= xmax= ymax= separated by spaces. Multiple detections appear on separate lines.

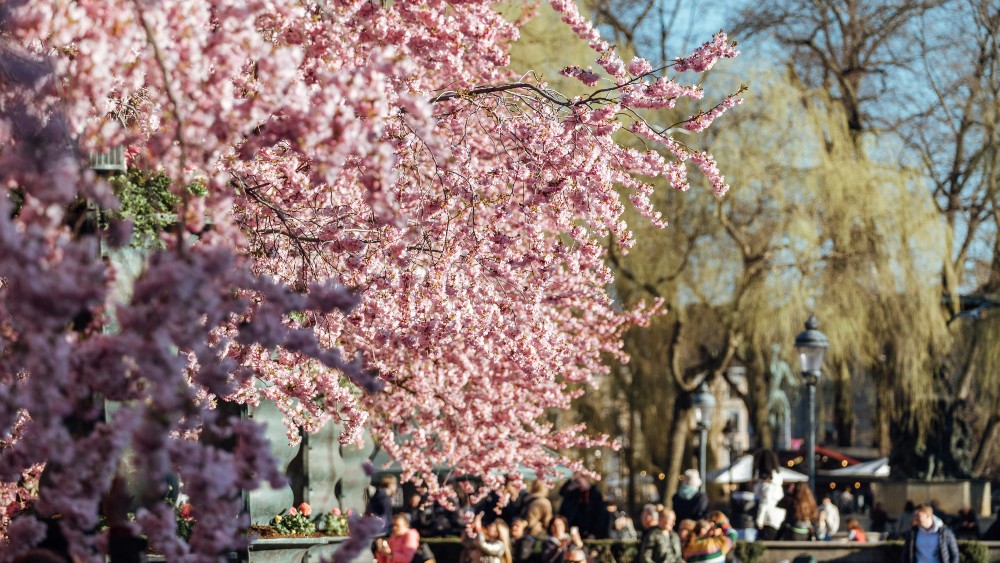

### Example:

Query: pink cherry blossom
xmin=683 ymin=91 xmax=746 ymax=132
xmin=674 ymin=31 xmax=741 ymax=73
xmin=561 ymin=66 xmax=602 ymax=86
xmin=627 ymin=57 xmax=653 ymax=77
xmin=0 ymin=0 xmax=739 ymax=559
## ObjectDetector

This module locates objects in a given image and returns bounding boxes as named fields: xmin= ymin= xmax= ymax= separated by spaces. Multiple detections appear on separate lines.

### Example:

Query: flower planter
xmin=247 ymin=535 xmax=350 ymax=563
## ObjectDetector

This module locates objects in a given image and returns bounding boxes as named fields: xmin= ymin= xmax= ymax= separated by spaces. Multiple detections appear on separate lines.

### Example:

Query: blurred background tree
xmin=531 ymin=0 xmax=1000 ymax=510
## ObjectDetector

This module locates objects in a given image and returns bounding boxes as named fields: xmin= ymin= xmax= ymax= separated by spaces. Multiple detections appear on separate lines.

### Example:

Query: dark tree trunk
xmin=834 ymin=360 xmax=854 ymax=447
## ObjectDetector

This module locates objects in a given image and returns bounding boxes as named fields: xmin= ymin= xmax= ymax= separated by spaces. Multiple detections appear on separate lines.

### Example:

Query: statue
xmin=766 ymin=343 xmax=797 ymax=449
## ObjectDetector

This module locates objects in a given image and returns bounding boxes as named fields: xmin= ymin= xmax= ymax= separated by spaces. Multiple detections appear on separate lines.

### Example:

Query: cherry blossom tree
xmin=1 ymin=0 xmax=740 ymax=560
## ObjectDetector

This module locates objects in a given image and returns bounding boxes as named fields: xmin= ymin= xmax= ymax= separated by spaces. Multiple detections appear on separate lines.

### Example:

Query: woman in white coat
xmin=753 ymin=449 xmax=786 ymax=540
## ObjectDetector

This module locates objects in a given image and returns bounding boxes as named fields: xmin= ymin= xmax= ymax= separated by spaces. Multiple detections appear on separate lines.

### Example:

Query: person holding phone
xmin=461 ymin=512 xmax=513 ymax=563
xmin=541 ymin=516 xmax=584 ymax=563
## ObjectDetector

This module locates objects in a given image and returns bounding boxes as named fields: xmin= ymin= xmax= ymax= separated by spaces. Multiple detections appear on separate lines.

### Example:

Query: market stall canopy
xmin=820 ymin=457 xmax=890 ymax=478
xmin=708 ymin=454 xmax=808 ymax=484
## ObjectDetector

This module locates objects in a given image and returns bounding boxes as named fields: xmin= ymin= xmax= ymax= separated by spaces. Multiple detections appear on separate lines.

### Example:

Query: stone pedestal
xmin=874 ymin=480 xmax=992 ymax=516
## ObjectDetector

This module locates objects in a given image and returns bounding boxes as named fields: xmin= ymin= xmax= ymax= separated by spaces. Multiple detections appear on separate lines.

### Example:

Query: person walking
xmin=901 ymin=504 xmax=959 ymax=563
xmin=753 ymin=449 xmax=785 ymax=540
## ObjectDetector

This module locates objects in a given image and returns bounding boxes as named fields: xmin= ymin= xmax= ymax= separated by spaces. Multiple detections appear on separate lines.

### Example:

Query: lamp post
xmin=691 ymin=383 xmax=716 ymax=493
xmin=795 ymin=313 xmax=828 ymax=494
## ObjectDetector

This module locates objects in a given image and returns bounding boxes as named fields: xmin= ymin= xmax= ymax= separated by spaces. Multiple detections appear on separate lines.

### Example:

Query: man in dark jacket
xmin=558 ymin=473 xmax=609 ymax=539
xmin=902 ymin=504 xmax=959 ymax=563
xmin=365 ymin=474 xmax=398 ymax=537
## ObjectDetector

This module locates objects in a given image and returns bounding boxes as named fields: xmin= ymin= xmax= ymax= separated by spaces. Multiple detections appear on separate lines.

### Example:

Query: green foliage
xmin=174 ymin=503 xmax=193 ymax=541
xmin=108 ymin=168 xmax=178 ymax=246
xmin=733 ymin=541 xmax=767 ymax=563
xmin=584 ymin=539 xmax=638 ymax=563
xmin=270 ymin=510 xmax=315 ymax=536
xmin=958 ymin=540 xmax=989 ymax=563
xmin=107 ymin=168 xmax=206 ymax=247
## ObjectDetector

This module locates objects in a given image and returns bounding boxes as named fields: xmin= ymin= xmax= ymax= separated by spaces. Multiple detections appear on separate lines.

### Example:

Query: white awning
xmin=708 ymin=454 xmax=808 ymax=484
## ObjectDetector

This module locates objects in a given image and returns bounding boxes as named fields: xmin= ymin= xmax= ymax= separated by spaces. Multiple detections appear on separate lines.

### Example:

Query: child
xmin=845 ymin=517 xmax=867 ymax=542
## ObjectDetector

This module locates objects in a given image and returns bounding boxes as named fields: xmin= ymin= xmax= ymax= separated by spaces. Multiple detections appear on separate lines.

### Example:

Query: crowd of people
xmin=363 ymin=469 xmax=736 ymax=562
xmin=364 ymin=452 xmax=999 ymax=563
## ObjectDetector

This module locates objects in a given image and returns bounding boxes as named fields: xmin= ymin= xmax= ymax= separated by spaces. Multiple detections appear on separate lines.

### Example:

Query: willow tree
xmin=603 ymin=56 xmax=950 ymax=501
xmin=734 ymin=0 xmax=1000 ymax=477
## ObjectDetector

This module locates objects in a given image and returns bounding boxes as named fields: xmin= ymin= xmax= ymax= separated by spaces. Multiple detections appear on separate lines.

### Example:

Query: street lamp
xmin=691 ymin=383 xmax=716 ymax=493
xmin=795 ymin=313 xmax=828 ymax=494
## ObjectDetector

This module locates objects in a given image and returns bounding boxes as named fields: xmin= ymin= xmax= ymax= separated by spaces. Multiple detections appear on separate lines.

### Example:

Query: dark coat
xmin=512 ymin=534 xmax=538 ymax=563
xmin=729 ymin=490 xmax=757 ymax=530
xmin=540 ymin=536 xmax=568 ymax=563
xmin=558 ymin=482 xmax=609 ymax=539
xmin=366 ymin=488 xmax=394 ymax=536
xmin=671 ymin=488 xmax=708 ymax=522
xmin=901 ymin=524 xmax=959 ymax=563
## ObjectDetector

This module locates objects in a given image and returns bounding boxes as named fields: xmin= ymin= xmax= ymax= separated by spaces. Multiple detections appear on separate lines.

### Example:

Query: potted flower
xmin=318 ymin=507 xmax=350 ymax=536
xmin=270 ymin=503 xmax=316 ymax=537
xmin=175 ymin=503 xmax=194 ymax=541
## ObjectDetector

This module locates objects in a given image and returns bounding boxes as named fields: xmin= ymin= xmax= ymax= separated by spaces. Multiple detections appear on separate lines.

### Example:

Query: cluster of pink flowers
xmin=548 ymin=0 xmax=608 ymax=52
xmin=626 ymin=57 xmax=653 ymax=77
xmin=0 ymin=0 xmax=739 ymax=559
xmin=674 ymin=31 xmax=741 ymax=73
xmin=683 ymin=93 xmax=746 ymax=132
xmin=560 ymin=66 xmax=602 ymax=86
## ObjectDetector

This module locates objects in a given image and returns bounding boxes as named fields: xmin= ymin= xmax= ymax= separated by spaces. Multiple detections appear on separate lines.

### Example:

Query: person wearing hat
xmin=672 ymin=469 xmax=708 ymax=522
